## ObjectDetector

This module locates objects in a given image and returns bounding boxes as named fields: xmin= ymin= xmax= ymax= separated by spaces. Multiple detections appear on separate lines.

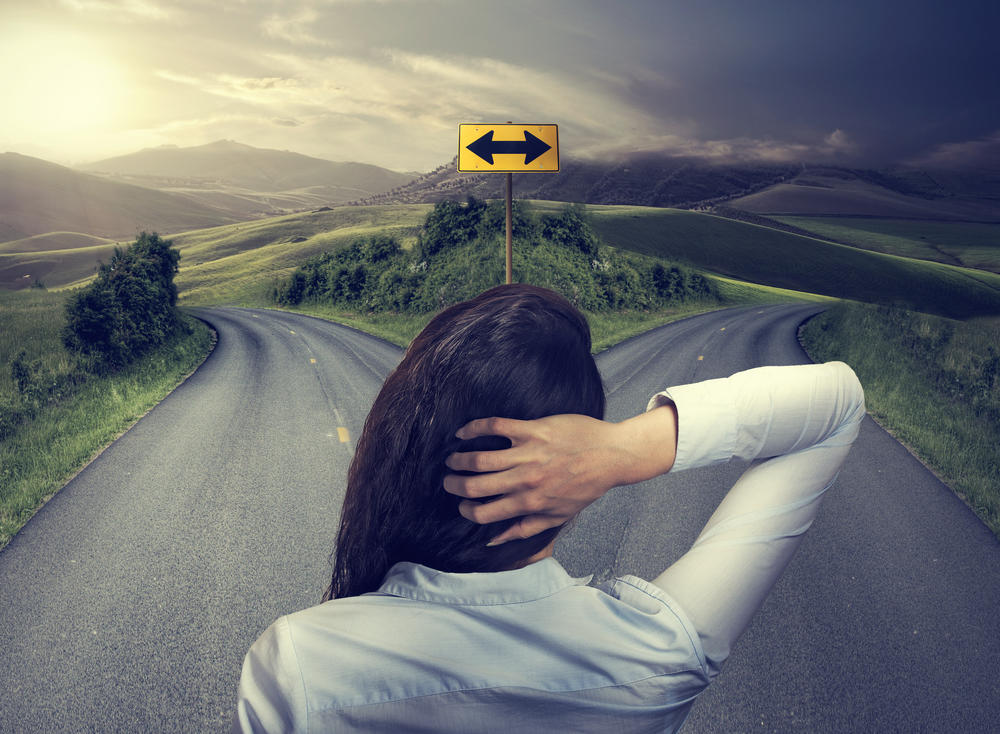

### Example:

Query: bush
xmin=63 ymin=232 xmax=182 ymax=371
xmin=417 ymin=197 xmax=487 ymax=259
xmin=275 ymin=201 xmax=719 ymax=315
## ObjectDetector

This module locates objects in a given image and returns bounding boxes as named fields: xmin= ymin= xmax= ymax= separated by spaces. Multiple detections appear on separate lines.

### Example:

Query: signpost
xmin=458 ymin=123 xmax=559 ymax=284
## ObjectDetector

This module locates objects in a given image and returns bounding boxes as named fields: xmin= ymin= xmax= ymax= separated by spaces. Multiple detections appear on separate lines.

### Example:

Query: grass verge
xmin=800 ymin=301 xmax=1000 ymax=537
xmin=0 ymin=308 xmax=214 ymax=550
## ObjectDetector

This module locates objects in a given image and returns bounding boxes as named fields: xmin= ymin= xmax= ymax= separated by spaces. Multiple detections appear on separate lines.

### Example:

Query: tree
xmin=63 ymin=232 xmax=182 ymax=371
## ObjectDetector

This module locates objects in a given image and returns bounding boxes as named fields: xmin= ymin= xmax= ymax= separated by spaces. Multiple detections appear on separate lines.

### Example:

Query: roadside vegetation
xmin=801 ymin=302 xmax=1000 ymax=537
xmin=274 ymin=198 xmax=719 ymax=312
xmin=0 ymin=234 xmax=213 ymax=549
xmin=271 ymin=199 xmax=731 ymax=350
xmin=6 ymin=197 xmax=998 ymax=546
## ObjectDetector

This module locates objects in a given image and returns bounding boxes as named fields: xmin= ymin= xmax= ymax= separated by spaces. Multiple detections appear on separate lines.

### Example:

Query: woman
xmin=234 ymin=284 xmax=864 ymax=733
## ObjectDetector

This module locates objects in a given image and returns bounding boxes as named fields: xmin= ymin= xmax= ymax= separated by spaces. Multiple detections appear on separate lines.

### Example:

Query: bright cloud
xmin=260 ymin=7 xmax=332 ymax=47
xmin=58 ymin=0 xmax=174 ymax=21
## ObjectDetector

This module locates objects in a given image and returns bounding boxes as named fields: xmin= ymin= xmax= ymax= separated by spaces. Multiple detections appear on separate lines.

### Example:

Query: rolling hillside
xmin=81 ymin=140 xmax=417 ymax=209
xmin=726 ymin=167 xmax=1000 ymax=221
xmin=0 ymin=153 xmax=240 ymax=244
xmin=7 ymin=197 xmax=1000 ymax=319
xmin=0 ymin=232 xmax=112 ymax=254
xmin=174 ymin=204 xmax=430 ymax=304
xmin=771 ymin=217 xmax=1000 ymax=274
xmin=0 ymin=241 xmax=120 ymax=291
xmin=586 ymin=205 xmax=1000 ymax=319
xmin=157 ymin=201 xmax=1000 ymax=319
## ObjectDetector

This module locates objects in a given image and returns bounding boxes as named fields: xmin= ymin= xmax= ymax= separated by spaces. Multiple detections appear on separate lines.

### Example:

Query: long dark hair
xmin=324 ymin=284 xmax=605 ymax=600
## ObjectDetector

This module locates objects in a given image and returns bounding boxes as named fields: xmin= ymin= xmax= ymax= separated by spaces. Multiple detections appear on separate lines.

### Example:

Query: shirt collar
xmin=375 ymin=557 xmax=592 ymax=606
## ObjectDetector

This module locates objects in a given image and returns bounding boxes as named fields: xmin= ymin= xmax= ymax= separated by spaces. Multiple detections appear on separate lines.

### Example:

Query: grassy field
xmin=0 ymin=231 xmax=113 ymax=254
xmin=173 ymin=200 xmax=999 ymax=321
xmin=724 ymin=170 xmax=999 ymax=220
xmin=174 ymin=204 xmax=431 ymax=305
xmin=801 ymin=302 xmax=1000 ymax=538
xmin=587 ymin=205 xmax=1000 ymax=319
xmin=7 ymin=201 xmax=999 ymax=320
xmin=0 ymin=241 xmax=121 ymax=290
xmin=0 ymin=289 xmax=71 ymax=400
xmin=0 ymin=289 xmax=214 ymax=549
xmin=773 ymin=216 xmax=1000 ymax=274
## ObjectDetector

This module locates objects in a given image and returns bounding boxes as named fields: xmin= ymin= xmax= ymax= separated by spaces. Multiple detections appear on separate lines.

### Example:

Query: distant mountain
xmin=0 ymin=153 xmax=240 ymax=243
xmin=361 ymin=153 xmax=798 ymax=209
xmin=362 ymin=152 xmax=1000 ymax=221
xmin=81 ymin=140 xmax=416 ymax=205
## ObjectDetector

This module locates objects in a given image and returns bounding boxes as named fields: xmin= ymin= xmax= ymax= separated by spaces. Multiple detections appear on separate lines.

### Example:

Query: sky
xmin=0 ymin=0 xmax=997 ymax=172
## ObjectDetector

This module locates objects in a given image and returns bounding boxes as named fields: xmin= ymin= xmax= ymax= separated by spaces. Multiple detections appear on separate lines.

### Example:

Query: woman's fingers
xmin=457 ymin=496 xmax=525 ymax=525
xmin=443 ymin=471 xmax=505 ymax=498
xmin=455 ymin=416 xmax=537 ymax=443
xmin=487 ymin=516 xmax=562 ymax=546
xmin=445 ymin=447 xmax=519 ymax=474
xmin=444 ymin=461 xmax=539 ymax=499
xmin=446 ymin=414 xmax=623 ymax=542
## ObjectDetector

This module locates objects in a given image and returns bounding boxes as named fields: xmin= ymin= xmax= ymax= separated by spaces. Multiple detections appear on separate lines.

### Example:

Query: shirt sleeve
xmin=647 ymin=361 xmax=865 ymax=676
xmin=232 ymin=616 xmax=308 ymax=734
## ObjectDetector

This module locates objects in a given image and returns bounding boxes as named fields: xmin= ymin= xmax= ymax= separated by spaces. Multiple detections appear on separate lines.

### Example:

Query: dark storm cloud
xmin=601 ymin=0 xmax=999 ymax=164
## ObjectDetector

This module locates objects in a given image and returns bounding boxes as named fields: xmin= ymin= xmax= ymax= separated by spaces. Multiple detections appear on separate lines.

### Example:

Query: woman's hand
xmin=444 ymin=405 xmax=678 ymax=545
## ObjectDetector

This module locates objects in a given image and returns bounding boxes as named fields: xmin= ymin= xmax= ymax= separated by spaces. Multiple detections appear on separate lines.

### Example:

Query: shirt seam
xmin=379 ymin=560 xmax=581 ymax=606
xmin=613 ymin=576 xmax=711 ymax=679
xmin=281 ymin=615 xmax=312 ymax=731
xmin=305 ymin=668 xmax=710 ymax=715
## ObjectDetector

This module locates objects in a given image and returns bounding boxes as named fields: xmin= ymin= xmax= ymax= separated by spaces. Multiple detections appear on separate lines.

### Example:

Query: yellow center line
xmin=337 ymin=427 xmax=350 ymax=443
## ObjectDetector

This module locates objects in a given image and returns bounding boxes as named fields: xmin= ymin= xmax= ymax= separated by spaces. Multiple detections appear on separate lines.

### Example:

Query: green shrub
xmin=275 ymin=200 xmax=719 ymax=314
xmin=63 ymin=232 xmax=182 ymax=371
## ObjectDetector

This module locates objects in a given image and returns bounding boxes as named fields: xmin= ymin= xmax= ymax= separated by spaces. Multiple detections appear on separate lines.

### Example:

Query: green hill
xmin=0 ymin=232 xmax=112 ymax=255
xmin=586 ymin=205 xmax=1000 ymax=319
xmin=7 ymin=199 xmax=999 ymax=320
xmin=175 ymin=204 xmax=431 ymax=304
xmin=771 ymin=216 xmax=1000 ymax=274
xmin=726 ymin=168 xmax=1000 ymax=221
xmin=0 ymin=241 xmax=119 ymax=291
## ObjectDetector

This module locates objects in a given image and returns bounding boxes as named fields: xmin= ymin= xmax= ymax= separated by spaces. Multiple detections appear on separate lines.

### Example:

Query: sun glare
xmin=0 ymin=27 xmax=123 ymax=145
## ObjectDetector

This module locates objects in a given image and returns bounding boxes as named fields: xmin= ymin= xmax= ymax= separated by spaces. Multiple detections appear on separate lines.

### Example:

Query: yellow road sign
xmin=458 ymin=124 xmax=559 ymax=172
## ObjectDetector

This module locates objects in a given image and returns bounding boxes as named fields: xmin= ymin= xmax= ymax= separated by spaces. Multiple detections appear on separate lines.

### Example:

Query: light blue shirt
xmin=236 ymin=559 xmax=710 ymax=732
xmin=234 ymin=362 xmax=865 ymax=733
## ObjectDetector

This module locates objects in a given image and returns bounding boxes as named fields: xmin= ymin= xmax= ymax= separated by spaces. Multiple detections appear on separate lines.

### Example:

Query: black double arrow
xmin=465 ymin=129 xmax=551 ymax=165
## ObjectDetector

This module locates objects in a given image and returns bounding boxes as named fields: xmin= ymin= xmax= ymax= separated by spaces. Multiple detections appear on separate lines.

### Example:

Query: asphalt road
xmin=1 ymin=304 xmax=998 ymax=732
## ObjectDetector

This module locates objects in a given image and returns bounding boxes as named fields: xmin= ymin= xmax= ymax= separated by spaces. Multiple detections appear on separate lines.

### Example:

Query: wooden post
xmin=505 ymin=171 xmax=513 ymax=284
